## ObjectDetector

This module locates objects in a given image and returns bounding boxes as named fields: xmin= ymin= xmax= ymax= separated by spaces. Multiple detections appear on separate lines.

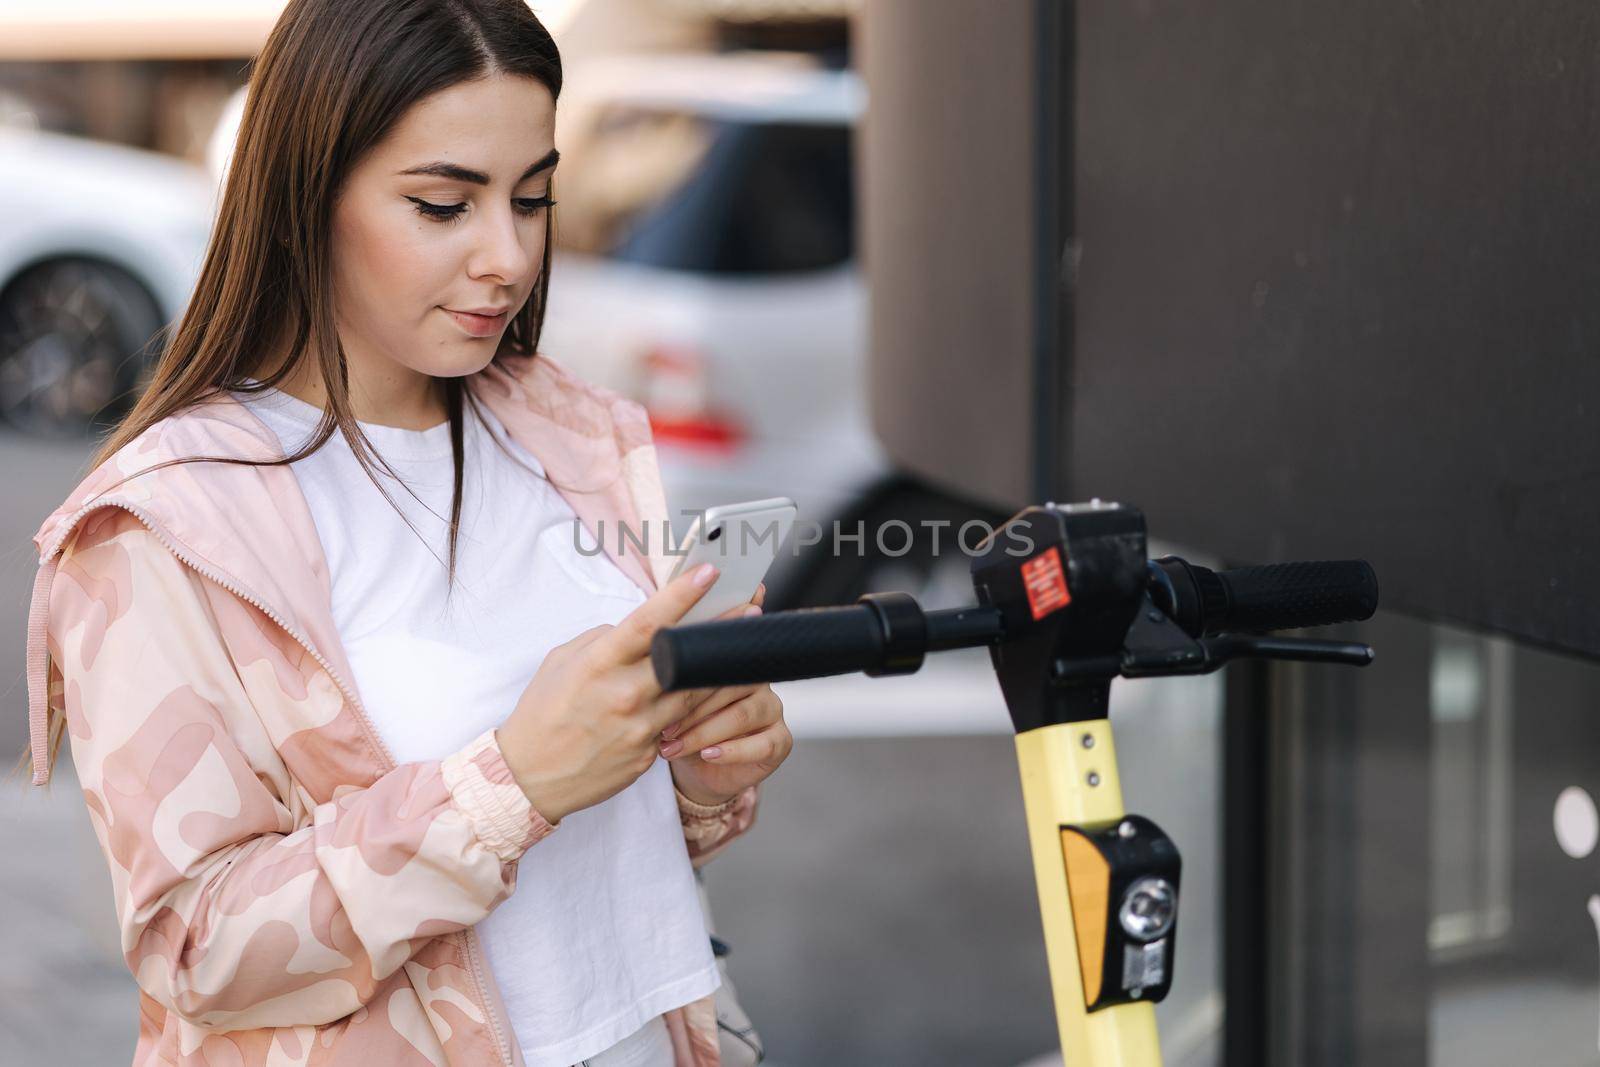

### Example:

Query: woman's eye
xmin=405 ymin=196 xmax=466 ymax=223
xmin=514 ymin=196 xmax=557 ymax=217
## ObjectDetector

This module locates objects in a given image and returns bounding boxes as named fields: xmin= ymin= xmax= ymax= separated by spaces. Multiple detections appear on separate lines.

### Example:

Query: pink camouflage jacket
xmin=23 ymin=352 xmax=762 ymax=1067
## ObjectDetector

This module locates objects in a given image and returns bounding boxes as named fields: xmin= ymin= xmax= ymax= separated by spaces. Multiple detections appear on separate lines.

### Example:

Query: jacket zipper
xmin=43 ymin=497 xmax=519 ymax=1067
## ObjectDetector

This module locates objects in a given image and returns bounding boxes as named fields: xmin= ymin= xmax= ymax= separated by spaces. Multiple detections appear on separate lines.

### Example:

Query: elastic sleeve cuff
xmin=441 ymin=727 xmax=558 ymax=862
xmin=675 ymin=782 xmax=758 ymax=848
xmin=674 ymin=781 xmax=743 ymax=820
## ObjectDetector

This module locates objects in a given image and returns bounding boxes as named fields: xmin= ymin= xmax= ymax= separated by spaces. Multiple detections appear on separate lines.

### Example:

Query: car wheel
xmin=0 ymin=258 xmax=164 ymax=438
xmin=771 ymin=476 xmax=1012 ymax=611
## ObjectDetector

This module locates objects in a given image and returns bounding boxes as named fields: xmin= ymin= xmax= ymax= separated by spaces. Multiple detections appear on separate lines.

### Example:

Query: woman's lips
xmin=443 ymin=307 xmax=509 ymax=338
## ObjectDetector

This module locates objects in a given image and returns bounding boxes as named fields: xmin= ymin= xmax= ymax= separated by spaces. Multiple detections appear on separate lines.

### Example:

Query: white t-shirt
xmin=231 ymin=379 xmax=718 ymax=1067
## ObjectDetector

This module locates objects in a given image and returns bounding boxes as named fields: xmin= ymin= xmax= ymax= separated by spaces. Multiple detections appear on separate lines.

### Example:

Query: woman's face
xmin=330 ymin=72 xmax=557 ymax=382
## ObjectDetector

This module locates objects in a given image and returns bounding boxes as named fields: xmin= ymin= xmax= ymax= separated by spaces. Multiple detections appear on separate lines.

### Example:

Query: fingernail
xmin=693 ymin=563 xmax=717 ymax=587
xmin=662 ymin=722 xmax=680 ymax=740
xmin=743 ymin=604 xmax=762 ymax=618
xmin=701 ymin=746 xmax=722 ymax=760
xmin=660 ymin=739 xmax=685 ymax=757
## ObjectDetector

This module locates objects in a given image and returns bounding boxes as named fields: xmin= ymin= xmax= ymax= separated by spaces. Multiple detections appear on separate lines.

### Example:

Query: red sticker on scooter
xmin=1022 ymin=546 xmax=1071 ymax=620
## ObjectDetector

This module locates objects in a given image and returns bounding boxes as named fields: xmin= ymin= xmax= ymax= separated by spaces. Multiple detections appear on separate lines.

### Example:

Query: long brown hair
xmin=20 ymin=0 xmax=574 ymax=788
xmin=90 ymin=0 xmax=564 ymax=582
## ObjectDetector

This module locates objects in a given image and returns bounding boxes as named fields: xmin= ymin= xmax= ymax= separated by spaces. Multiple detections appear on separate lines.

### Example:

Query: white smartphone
xmin=668 ymin=496 xmax=797 ymax=624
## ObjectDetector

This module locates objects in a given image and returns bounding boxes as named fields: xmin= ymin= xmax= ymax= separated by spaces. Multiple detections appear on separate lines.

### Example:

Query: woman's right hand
xmin=495 ymin=561 xmax=751 ymax=825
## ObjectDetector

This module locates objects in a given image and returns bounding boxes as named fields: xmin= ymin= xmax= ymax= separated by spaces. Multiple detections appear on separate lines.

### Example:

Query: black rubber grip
xmin=652 ymin=605 xmax=887 ymax=691
xmin=1214 ymin=560 xmax=1379 ymax=634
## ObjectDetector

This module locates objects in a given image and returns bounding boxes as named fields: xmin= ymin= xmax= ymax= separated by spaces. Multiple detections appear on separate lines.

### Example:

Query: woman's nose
xmin=469 ymin=208 xmax=535 ymax=284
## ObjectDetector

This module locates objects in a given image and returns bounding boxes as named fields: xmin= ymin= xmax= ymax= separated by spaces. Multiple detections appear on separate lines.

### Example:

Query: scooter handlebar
xmin=652 ymin=604 xmax=887 ymax=691
xmin=653 ymin=556 xmax=1381 ymax=691
xmin=1152 ymin=557 xmax=1379 ymax=637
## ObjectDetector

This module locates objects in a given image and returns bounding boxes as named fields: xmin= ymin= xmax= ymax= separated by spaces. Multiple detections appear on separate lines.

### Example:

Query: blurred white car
xmin=541 ymin=55 xmax=875 ymax=574
xmin=0 ymin=121 xmax=212 ymax=436
xmin=542 ymin=53 xmax=1005 ymax=609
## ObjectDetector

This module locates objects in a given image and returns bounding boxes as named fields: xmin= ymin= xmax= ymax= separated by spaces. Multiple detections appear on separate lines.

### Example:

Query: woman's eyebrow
xmin=519 ymin=148 xmax=561 ymax=181
xmin=397 ymin=148 xmax=561 ymax=185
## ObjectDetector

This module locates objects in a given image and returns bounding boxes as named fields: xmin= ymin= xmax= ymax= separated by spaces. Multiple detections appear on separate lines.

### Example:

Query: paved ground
xmin=0 ymin=429 xmax=90 ymax=759
xmin=0 ymin=762 xmax=138 ymax=1062
xmin=698 ymin=683 xmax=1226 ymax=1067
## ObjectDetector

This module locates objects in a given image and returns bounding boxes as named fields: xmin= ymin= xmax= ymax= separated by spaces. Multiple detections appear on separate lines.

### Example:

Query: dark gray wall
xmin=860 ymin=0 xmax=1041 ymax=512
xmin=1067 ymin=1 xmax=1600 ymax=659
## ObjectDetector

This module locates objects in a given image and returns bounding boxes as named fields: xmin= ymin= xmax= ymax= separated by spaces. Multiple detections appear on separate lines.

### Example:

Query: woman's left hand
xmin=660 ymin=584 xmax=793 ymax=806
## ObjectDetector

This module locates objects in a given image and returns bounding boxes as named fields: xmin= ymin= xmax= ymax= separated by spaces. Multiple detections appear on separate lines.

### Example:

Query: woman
xmin=18 ymin=1 xmax=791 ymax=1064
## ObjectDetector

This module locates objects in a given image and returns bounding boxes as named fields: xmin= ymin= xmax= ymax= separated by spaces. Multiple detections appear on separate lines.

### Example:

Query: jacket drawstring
xmin=28 ymin=558 xmax=58 ymax=786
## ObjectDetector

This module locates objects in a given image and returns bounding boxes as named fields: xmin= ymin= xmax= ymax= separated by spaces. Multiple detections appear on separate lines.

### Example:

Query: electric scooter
xmin=652 ymin=500 xmax=1379 ymax=1067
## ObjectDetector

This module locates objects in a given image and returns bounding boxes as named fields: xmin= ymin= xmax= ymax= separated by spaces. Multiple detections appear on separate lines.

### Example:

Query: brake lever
xmin=1051 ymin=592 xmax=1377 ymax=681
xmin=1198 ymin=634 xmax=1375 ymax=669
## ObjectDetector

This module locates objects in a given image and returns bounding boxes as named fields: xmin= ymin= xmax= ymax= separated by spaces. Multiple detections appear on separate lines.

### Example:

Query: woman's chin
xmin=411 ymin=340 xmax=507 ymax=380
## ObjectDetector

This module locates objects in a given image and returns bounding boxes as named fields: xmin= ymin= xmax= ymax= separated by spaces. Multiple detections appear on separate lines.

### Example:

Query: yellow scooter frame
xmin=1016 ymin=718 xmax=1163 ymax=1066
